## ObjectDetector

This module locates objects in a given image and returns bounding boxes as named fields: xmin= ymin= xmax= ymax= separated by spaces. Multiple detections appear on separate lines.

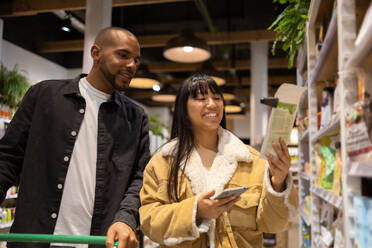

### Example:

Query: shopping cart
xmin=0 ymin=233 xmax=119 ymax=247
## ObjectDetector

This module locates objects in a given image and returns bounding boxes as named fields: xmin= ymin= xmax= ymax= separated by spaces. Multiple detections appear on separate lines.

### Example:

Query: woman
xmin=140 ymin=74 xmax=298 ymax=248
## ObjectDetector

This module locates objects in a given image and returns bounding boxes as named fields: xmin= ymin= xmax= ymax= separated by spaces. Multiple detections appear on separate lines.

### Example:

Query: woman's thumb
xmin=202 ymin=189 xmax=216 ymax=199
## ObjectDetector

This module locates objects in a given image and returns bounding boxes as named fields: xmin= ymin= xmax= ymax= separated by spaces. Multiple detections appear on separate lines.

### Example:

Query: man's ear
xmin=91 ymin=44 xmax=101 ymax=61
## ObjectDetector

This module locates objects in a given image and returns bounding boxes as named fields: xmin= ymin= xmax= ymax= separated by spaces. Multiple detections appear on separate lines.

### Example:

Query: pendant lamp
xmin=163 ymin=29 xmax=211 ymax=63
xmin=197 ymin=60 xmax=226 ymax=86
xmin=152 ymin=84 xmax=177 ymax=103
xmin=130 ymin=64 xmax=160 ymax=89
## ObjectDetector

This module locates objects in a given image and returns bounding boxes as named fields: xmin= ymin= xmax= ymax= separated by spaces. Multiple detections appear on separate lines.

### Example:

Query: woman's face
xmin=187 ymin=89 xmax=224 ymax=132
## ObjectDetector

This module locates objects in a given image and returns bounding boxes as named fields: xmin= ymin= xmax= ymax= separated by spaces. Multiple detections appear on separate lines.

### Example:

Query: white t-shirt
xmin=53 ymin=77 xmax=110 ymax=247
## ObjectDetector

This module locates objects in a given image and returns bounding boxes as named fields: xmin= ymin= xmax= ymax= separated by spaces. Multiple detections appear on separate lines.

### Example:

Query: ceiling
xmin=0 ymin=0 xmax=296 ymax=110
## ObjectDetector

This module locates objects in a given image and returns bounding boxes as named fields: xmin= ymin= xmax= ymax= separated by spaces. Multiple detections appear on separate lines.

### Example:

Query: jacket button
xmin=51 ymin=213 xmax=57 ymax=219
xmin=79 ymin=109 xmax=85 ymax=114
xmin=243 ymin=200 xmax=248 ymax=205
xmin=71 ymin=131 xmax=77 ymax=136
xmin=57 ymin=184 xmax=63 ymax=189
xmin=64 ymin=156 xmax=69 ymax=162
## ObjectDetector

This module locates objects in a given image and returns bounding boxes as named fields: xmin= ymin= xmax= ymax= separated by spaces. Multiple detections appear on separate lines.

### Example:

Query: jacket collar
xmin=161 ymin=127 xmax=252 ymax=195
xmin=62 ymin=74 xmax=124 ymax=107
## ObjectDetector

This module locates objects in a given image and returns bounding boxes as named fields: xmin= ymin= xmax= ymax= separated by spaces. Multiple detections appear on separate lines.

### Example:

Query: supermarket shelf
xmin=349 ymin=161 xmax=372 ymax=178
xmin=311 ymin=115 xmax=340 ymax=144
xmin=345 ymin=5 xmax=372 ymax=68
xmin=5 ymin=194 xmax=17 ymax=199
xmin=0 ymin=222 xmax=12 ymax=230
xmin=311 ymin=184 xmax=343 ymax=209
xmin=300 ymin=208 xmax=311 ymax=226
xmin=300 ymin=129 xmax=309 ymax=143
xmin=300 ymin=172 xmax=311 ymax=181
xmin=297 ymin=44 xmax=307 ymax=74
xmin=309 ymin=12 xmax=338 ymax=85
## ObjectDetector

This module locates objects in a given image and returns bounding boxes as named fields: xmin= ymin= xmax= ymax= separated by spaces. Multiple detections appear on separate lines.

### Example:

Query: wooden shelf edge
xmin=311 ymin=114 xmax=340 ymax=143
xmin=309 ymin=12 xmax=338 ymax=85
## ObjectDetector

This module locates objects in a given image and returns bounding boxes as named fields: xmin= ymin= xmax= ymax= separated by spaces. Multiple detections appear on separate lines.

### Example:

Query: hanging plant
xmin=268 ymin=0 xmax=310 ymax=68
xmin=0 ymin=64 xmax=30 ymax=110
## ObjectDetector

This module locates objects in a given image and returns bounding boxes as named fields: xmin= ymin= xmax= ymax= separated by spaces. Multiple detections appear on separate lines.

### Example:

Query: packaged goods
xmin=345 ymin=101 xmax=372 ymax=162
xmin=320 ymin=87 xmax=334 ymax=128
xmin=319 ymin=146 xmax=336 ymax=190
xmin=332 ymin=142 xmax=342 ymax=196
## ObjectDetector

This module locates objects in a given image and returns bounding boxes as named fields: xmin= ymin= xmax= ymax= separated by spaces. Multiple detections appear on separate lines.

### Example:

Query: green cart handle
xmin=0 ymin=233 xmax=119 ymax=246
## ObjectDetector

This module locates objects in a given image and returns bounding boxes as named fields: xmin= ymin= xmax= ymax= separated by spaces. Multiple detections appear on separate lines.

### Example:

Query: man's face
xmin=98 ymin=31 xmax=140 ymax=92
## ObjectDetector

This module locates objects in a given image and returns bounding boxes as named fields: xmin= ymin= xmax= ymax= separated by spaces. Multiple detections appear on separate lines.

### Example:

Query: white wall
xmin=67 ymin=68 xmax=83 ymax=79
xmin=1 ymin=40 xmax=69 ymax=85
xmin=232 ymin=111 xmax=250 ymax=139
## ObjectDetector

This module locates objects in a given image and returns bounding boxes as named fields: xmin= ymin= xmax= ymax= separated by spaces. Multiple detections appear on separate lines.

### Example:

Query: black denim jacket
xmin=0 ymin=75 xmax=151 ymax=248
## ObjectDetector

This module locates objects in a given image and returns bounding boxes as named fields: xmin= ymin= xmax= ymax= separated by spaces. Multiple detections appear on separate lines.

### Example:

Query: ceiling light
xmin=223 ymin=93 xmax=235 ymax=101
xmin=198 ymin=61 xmax=226 ymax=86
xmin=225 ymin=105 xmax=242 ymax=113
xmin=61 ymin=26 xmax=71 ymax=32
xmin=130 ymin=64 xmax=161 ymax=89
xmin=152 ymin=84 xmax=177 ymax=103
xmin=152 ymin=84 xmax=161 ymax=92
xmin=183 ymin=46 xmax=193 ymax=53
xmin=60 ymin=15 xmax=72 ymax=32
xmin=152 ymin=94 xmax=177 ymax=102
xmin=163 ymin=29 xmax=211 ymax=63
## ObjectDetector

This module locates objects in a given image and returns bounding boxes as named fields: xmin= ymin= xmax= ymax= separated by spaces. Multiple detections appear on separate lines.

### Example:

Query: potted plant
xmin=0 ymin=64 xmax=30 ymax=114
xmin=268 ymin=0 xmax=310 ymax=68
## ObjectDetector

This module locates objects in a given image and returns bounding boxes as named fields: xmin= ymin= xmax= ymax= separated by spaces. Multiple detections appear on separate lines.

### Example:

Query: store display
xmin=296 ymin=0 xmax=372 ymax=247
xmin=345 ymin=100 xmax=372 ymax=162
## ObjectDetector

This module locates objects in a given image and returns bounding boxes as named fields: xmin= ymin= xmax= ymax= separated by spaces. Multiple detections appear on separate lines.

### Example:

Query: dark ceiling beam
xmin=36 ymin=30 xmax=276 ymax=53
xmin=164 ymin=75 xmax=296 ymax=86
xmin=0 ymin=0 xmax=191 ymax=17
xmin=148 ymin=58 xmax=292 ymax=73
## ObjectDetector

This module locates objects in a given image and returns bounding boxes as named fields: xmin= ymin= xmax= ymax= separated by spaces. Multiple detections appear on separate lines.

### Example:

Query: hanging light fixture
xmin=152 ymin=84 xmax=177 ymax=103
xmin=197 ymin=60 xmax=226 ymax=86
xmin=163 ymin=29 xmax=211 ymax=63
xmin=60 ymin=16 xmax=72 ymax=32
xmin=222 ymin=92 xmax=235 ymax=101
xmin=225 ymin=104 xmax=242 ymax=113
xmin=130 ymin=64 xmax=161 ymax=89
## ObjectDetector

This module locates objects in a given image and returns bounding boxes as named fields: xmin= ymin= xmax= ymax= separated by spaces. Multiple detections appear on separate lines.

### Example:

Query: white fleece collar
xmin=161 ymin=127 xmax=252 ymax=196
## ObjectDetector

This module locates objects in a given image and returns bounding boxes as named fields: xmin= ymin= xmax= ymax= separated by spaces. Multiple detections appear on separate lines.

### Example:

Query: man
xmin=0 ymin=27 xmax=150 ymax=248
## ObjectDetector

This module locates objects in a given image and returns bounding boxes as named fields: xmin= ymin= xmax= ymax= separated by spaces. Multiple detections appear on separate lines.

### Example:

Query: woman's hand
xmin=264 ymin=137 xmax=291 ymax=192
xmin=196 ymin=190 xmax=240 ymax=219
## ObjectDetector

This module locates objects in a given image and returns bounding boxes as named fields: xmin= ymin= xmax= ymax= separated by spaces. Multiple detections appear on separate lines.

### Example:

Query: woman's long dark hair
xmin=167 ymin=73 xmax=226 ymax=202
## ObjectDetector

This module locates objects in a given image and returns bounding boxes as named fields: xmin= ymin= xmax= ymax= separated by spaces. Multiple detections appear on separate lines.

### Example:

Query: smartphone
xmin=212 ymin=186 xmax=249 ymax=200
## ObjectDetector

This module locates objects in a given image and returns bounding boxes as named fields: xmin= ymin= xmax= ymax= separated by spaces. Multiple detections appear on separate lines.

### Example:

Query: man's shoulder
xmin=32 ymin=78 xmax=75 ymax=92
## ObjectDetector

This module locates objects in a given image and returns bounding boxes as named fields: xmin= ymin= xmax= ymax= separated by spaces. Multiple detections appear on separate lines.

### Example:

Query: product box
xmin=353 ymin=196 xmax=369 ymax=248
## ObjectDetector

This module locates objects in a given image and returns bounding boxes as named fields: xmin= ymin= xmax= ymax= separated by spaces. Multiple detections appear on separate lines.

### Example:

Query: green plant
xmin=0 ymin=64 xmax=30 ymax=110
xmin=268 ymin=0 xmax=310 ymax=68
xmin=149 ymin=115 xmax=168 ymax=139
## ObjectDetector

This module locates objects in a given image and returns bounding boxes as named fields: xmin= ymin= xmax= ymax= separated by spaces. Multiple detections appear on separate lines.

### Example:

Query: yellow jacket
xmin=140 ymin=128 xmax=298 ymax=248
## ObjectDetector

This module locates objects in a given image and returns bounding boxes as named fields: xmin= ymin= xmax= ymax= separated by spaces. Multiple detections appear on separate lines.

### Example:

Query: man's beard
xmin=99 ymin=58 xmax=130 ymax=92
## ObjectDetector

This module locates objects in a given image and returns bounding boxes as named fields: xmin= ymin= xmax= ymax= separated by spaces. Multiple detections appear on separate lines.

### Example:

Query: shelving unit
xmin=297 ymin=0 xmax=372 ymax=247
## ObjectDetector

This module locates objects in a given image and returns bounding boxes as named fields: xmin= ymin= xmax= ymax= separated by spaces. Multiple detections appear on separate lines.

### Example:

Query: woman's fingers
xmin=279 ymin=137 xmax=291 ymax=159
xmin=265 ymin=151 xmax=285 ymax=173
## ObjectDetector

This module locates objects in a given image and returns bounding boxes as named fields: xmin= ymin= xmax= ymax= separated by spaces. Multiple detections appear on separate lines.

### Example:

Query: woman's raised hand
xmin=196 ymin=190 xmax=240 ymax=220
xmin=264 ymin=137 xmax=291 ymax=192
